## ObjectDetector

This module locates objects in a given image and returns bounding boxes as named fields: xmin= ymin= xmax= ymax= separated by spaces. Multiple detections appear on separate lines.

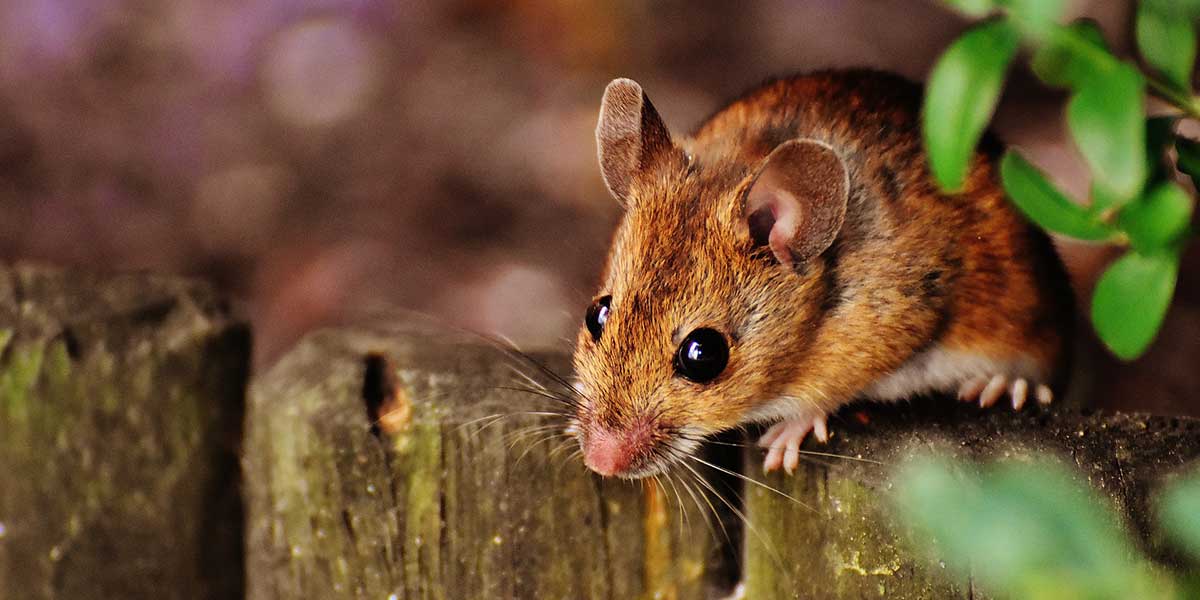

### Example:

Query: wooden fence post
xmin=0 ymin=263 xmax=249 ymax=599
xmin=243 ymin=320 xmax=729 ymax=599
xmin=741 ymin=400 xmax=1200 ymax=599
xmin=8 ymin=263 xmax=1197 ymax=600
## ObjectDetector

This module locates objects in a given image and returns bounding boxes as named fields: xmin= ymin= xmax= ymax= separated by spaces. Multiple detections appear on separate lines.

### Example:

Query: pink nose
xmin=583 ymin=428 xmax=634 ymax=477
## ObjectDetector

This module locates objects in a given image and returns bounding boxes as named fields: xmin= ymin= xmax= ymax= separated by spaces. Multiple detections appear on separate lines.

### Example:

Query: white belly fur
xmin=862 ymin=345 xmax=1043 ymax=402
xmin=740 ymin=345 xmax=1044 ymax=427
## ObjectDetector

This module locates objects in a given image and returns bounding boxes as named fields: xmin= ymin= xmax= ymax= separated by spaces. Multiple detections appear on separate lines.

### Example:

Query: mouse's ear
xmin=741 ymin=139 xmax=849 ymax=267
xmin=596 ymin=78 xmax=675 ymax=206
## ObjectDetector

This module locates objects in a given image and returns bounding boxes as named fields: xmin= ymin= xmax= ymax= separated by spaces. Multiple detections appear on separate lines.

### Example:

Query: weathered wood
xmin=0 ymin=263 xmax=249 ymax=600
xmin=246 ymin=319 xmax=1200 ymax=600
xmin=7 ymin=265 xmax=1195 ymax=600
xmin=243 ymin=320 xmax=728 ymax=600
xmin=742 ymin=400 xmax=1200 ymax=599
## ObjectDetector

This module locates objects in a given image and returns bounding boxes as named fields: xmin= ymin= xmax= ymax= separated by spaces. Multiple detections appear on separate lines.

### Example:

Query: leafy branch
xmin=923 ymin=0 xmax=1198 ymax=359
xmin=894 ymin=456 xmax=1200 ymax=599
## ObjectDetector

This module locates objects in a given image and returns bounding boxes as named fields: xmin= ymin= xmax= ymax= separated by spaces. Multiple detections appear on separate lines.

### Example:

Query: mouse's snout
xmin=580 ymin=419 xmax=663 ymax=478
xmin=582 ymin=428 xmax=632 ymax=476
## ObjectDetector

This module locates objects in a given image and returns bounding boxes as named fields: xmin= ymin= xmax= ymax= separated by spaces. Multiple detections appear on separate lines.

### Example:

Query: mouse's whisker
xmin=659 ymin=470 xmax=691 ymax=532
xmin=536 ymin=433 xmax=574 ymax=456
xmin=672 ymin=463 xmax=724 ymax=544
xmin=506 ymin=426 xmax=559 ymax=452
xmin=692 ymin=436 xmax=887 ymax=466
xmin=511 ymin=430 xmax=563 ymax=466
xmin=678 ymin=457 xmax=788 ymax=570
xmin=504 ymin=421 xmax=568 ymax=436
xmin=684 ymin=453 xmax=816 ymax=514
xmin=510 ymin=423 xmax=574 ymax=454
xmin=671 ymin=467 xmax=719 ymax=542
xmin=667 ymin=452 xmax=734 ymax=549
xmin=554 ymin=447 xmax=585 ymax=475
xmin=397 ymin=389 xmax=566 ymax=433
xmin=492 ymin=384 xmax=578 ymax=409
xmin=503 ymin=423 xmax=569 ymax=447
xmin=471 ymin=331 xmax=565 ymax=381
xmin=648 ymin=474 xmax=670 ymax=524
xmin=490 ymin=342 xmax=584 ymax=399
xmin=503 ymin=364 xmax=553 ymax=394
xmin=455 ymin=410 xmax=545 ymax=431
xmin=546 ymin=435 xmax=579 ymax=462
xmin=455 ymin=410 xmax=562 ymax=439
xmin=696 ymin=462 xmax=791 ymax=575
xmin=501 ymin=369 xmax=583 ymax=411
xmin=454 ymin=412 xmax=510 ymax=434
xmin=681 ymin=469 xmax=728 ymax=546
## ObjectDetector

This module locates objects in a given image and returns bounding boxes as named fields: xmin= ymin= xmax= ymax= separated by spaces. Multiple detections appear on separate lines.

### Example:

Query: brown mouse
xmin=570 ymin=70 xmax=1073 ymax=478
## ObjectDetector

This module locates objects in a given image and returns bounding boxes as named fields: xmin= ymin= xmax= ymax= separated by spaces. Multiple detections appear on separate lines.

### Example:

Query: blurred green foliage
xmin=923 ymin=20 xmax=1020 ymax=191
xmin=924 ymin=0 xmax=1199 ymax=360
xmin=1162 ymin=472 xmax=1200 ymax=560
xmin=894 ymin=455 xmax=1200 ymax=599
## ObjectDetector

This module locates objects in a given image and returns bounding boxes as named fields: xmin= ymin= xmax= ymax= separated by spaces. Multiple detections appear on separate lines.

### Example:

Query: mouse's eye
xmin=675 ymin=328 xmax=729 ymax=383
xmin=585 ymin=295 xmax=612 ymax=341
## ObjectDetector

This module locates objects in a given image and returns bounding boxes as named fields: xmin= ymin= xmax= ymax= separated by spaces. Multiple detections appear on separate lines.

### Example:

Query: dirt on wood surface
xmin=744 ymin=398 xmax=1200 ymax=599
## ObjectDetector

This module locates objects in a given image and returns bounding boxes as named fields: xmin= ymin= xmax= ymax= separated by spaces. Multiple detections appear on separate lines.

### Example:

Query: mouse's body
xmin=572 ymin=70 xmax=1073 ymax=478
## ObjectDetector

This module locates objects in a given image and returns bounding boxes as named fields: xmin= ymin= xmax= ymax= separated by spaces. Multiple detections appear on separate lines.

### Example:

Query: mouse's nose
xmin=583 ymin=428 xmax=635 ymax=477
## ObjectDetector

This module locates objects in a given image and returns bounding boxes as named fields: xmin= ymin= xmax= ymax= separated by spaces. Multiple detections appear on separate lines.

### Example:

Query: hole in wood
xmin=361 ymin=351 xmax=410 ymax=437
xmin=54 ymin=327 xmax=81 ymax=360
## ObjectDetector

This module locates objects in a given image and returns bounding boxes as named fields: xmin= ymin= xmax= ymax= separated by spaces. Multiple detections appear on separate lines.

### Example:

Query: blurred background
xmin=0 ymin=0 xmax=1195 ymax=414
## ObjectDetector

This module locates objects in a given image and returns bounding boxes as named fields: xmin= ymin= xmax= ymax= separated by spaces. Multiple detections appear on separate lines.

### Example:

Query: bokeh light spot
xmin=449 ymin=263 xmax=572 ymax=346
xmin=262 ymin=17 xmax=377 ymax=128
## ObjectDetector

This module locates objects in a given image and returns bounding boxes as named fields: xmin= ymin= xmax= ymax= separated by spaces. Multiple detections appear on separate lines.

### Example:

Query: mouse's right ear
xmin=739 ymin=139 xmax=849 ymax=267
xmin=596 ymin=78 xmax=675 ymax=206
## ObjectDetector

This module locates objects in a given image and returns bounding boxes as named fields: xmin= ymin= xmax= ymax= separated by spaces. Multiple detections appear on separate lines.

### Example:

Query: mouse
xmin=569 ymin=70 xmax=1074 ymax=479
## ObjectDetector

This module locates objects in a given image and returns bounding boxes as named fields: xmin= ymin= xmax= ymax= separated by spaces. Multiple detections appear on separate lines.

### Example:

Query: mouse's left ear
xmin=596 ymin=78 xmax=676 ymax=206
xmin=739 ymin=139 xmax=849 ymax=267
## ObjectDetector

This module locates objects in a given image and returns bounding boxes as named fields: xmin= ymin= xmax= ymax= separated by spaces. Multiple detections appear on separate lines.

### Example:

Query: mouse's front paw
xmin=757 ymin=413 xmax=829 ymax=475
xmin=957 ymin=375 xmax=1053 ymax=410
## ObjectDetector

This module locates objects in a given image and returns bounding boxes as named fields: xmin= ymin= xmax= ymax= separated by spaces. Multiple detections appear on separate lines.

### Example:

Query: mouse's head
xmin=572 ymin=78 xmax=850 ymax=478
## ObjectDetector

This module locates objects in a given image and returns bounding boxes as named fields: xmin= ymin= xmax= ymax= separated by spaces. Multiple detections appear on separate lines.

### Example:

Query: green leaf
xmin=1067 ymin=65 xmax=1147 ymax=203
xmin=999 ymin=0 xmax=1067 ymax=38
xmin=1031 ymin=20 xmax=1112 ymax=89
xmin=1088 ymin=184 xmax=1123 ymax=213
xmin=1000 ymin=151 xmax=1114 ymax=240
xmin=1099 ymin=116 xmax=1183 ymax=212
xmin=1172 ymin=0 xmax=1200 ymax=19
xmin=1091 ymin=249 xmax=1180 ymax=360
xmin=894 ymin=456 xmax=1156 ymax=598
xmin=1136 ymin=1 xmax=1197 ymax=91
xmin=923 ymin=20 xmax=1021 ymax=192
xmin=1118 ymin=182 xmax=1194 ymax=252
xmin=1160 ymin=469 xmax=1200 ymax=560
xmin=943 ymin=0 xmax=997 ymax=17
xmin=1177 ymin=137 xmax=1200 ymax=190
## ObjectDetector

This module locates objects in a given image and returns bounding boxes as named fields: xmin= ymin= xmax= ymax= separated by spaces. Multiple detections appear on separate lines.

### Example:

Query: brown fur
xmin=573 ymin=70 xmax=1073 ymax=476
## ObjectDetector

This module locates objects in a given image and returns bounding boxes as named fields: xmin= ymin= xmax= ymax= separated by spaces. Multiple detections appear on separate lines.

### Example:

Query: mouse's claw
xmin=1010 ymin=378 xmax=1029 ymax=410
xmin=978 ymin=374 xmax=1008 ymax=408
xmin=956 ymin=375 xmax=988 ymax=402
xmin=759 ymin=413 xmax=829 ymax=475
xmin=957 ymin=375 xmax=1053 ymax=410
xmin=1035 ymin=383 xmax=1054 ymax=406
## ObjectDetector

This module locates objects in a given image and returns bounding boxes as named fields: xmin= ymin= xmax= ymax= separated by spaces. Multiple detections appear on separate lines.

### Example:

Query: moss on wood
xmin=8 ymin=264 xmax=1199 ymax=600
xmin=742 ymin=400 xmax=1200 ymax=599
xmin=0 ymin=263 xmax=248 ymax=600
xmin=243 ymin=320 xmax=724 ymax=600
